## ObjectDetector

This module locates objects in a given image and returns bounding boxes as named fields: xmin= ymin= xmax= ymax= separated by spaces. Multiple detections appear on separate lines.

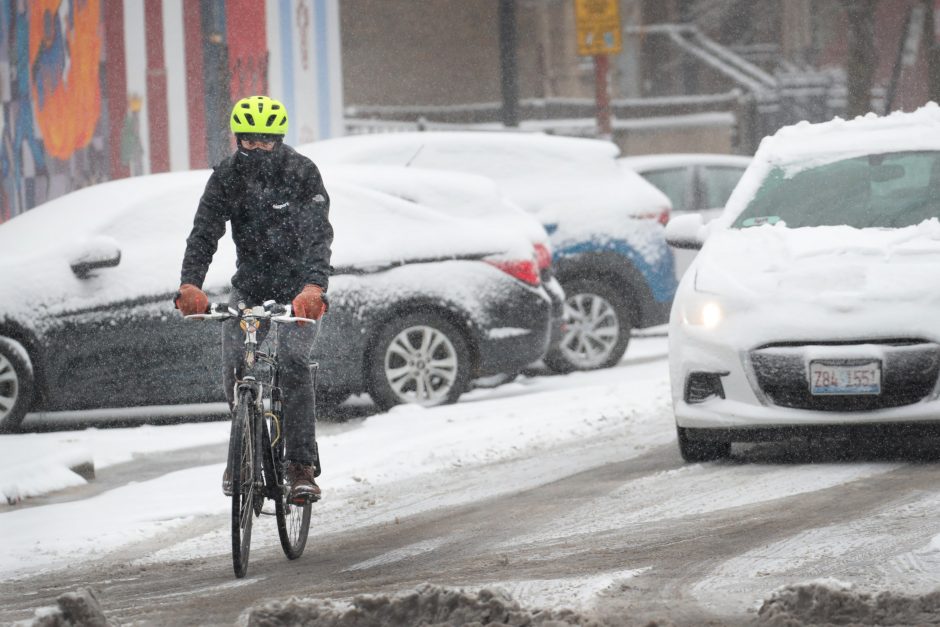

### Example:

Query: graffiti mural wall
xmin=0 ymin=0 xmax=109 ymax=222
xmin=0 ymin=0 xmax=343 ymax=225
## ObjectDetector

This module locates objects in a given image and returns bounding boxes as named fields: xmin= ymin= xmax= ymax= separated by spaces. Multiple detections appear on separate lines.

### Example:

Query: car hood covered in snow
xmin=685 ymin=221 xmax=940 ymax=348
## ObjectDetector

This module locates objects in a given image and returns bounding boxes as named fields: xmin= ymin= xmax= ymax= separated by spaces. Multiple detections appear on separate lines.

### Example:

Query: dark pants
xmin=222 ymin=290 xmax=320 ymax=468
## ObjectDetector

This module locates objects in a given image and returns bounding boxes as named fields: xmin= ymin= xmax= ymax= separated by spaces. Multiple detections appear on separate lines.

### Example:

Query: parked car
xmin=620 ymin=153 xmax=751 ymax=280
xmin=665 ymin=105 xmax=940 ymax=462
xmin=619 ymin=153 xmax=751 ymax=220
xmin=0 ymin=170 xmax=555 ymax=432
xmin=298 ymin=132 xmax=677 ymax=373
xmin=324 ymin=164 xmax=566 ymax=350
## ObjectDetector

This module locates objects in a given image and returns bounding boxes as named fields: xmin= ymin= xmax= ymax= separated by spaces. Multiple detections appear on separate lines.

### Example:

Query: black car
xmin=0 ymin=171 xmax=554 ymax=432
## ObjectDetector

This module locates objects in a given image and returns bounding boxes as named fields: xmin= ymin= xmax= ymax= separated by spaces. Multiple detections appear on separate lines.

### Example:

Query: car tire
xmin=367 ymin=311 xmax=471 ymax=411
xmin=544 ymin=278 xmax=633 ymax=373
xmin=0 ymin=337 xmax=33 ymax=434
xmin=676 ymin=426 xmax=731 ymax=462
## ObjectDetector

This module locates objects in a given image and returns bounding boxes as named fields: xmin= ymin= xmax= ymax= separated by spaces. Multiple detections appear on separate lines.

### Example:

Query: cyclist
xmin=175 ymin=95 xmax=333 ymax=504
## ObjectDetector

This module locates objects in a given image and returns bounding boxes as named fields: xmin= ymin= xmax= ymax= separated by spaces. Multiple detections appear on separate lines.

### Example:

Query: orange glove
xmin=175 ymin=283 xmax=208 ymax=316
xmin=292 ymin=284 xmax=326 ymax=322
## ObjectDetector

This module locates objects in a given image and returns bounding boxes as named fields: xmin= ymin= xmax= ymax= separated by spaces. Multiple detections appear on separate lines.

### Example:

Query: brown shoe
xmin=287 ymin=462 xmax=321 ymax=503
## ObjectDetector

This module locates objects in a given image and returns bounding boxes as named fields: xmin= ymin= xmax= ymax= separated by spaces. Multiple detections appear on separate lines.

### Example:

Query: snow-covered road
xmin=4 ymin=337 xmax=940 ymax=626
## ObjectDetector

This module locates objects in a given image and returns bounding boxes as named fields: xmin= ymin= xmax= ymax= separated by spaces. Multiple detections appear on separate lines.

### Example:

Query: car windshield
xmin=731 ymin=150 xmax=940 ymax=229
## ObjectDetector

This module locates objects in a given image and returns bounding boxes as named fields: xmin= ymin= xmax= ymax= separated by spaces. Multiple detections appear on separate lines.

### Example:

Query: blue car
xmin=299 ymin=131 xmax=677 ymax=372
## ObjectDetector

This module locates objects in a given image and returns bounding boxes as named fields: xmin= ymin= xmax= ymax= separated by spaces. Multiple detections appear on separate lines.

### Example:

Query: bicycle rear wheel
xmin=230 ymin=390 xmax=256 ymax=578
xmin=270 ymin=423 xmax=311 ymax=559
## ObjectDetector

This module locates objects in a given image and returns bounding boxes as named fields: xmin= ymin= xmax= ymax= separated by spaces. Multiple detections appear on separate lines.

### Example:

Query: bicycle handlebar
xmin=184 ymin=301 xmax=319 ymax=325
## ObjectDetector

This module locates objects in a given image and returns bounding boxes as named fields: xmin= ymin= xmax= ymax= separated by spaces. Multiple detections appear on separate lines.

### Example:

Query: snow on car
xmin=298 ymin=131 xmax=677 ymax=373
xmin=665 ymin=103 xmax=940 ymax=461
xmin=322 ymin=164 xmax=566 ymax=351
xmin=0 ymin=169 xmax=554 ymax=432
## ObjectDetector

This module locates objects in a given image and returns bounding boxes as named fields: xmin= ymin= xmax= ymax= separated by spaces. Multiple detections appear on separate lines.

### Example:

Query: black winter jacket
xmin=180 ymin=144 xmax=333 ymax=304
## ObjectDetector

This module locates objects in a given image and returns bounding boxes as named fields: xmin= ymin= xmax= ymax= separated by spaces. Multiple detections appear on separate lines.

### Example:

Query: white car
xmin=619 ymin=153 xmax=751 ymax=220
xmin=665 ymin=104 xmax=940 ymax=462
xmin=620 ymin=153 xmax=751 ymax=281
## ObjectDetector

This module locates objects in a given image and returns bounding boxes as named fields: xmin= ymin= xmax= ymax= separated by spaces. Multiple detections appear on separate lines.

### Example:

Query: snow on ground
xmin=693 ymin=488 xmax=940 ymax=617
xmin=0 ymin=338 xmax=671 ymax=580
xmin=0 ymin=422 xmax=231 ymax=504
xmin=496 ymin=460 xmax=899 ymax=552
xmin=482 ymin=567 xmax=651 ymax=611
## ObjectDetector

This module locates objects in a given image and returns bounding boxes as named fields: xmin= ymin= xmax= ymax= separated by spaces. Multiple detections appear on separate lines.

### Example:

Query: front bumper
xmin=671 ymin=324 xmax=940 ymax=433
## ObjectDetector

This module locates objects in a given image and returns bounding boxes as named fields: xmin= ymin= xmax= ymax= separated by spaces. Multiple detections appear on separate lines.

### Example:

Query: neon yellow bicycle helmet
xmin=230 ymin=95 xmax=288 ymax=135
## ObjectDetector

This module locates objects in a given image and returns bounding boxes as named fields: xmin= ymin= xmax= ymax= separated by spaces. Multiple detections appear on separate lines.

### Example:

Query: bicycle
xmin=187 ymin=300 xmax=322 ymax=578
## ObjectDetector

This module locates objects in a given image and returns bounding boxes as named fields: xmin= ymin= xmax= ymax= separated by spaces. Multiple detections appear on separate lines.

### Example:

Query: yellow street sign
xmin=574 ymin=0 xmax=622 ymax=56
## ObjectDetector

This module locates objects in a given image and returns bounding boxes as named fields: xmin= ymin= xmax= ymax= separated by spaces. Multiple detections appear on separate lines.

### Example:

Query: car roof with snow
xmin=0 ymin=169 xmax=533 ymax=272
xmin=618 ymin=153 xmax=751 ymax=171
xmin=300 ymin=131 xmax=621 ymax=167
xmin=757 ymin=104 xmax=940 ymax=166
xmin=323 ymin=164 xmax=549 ymax=247
xmin=297 ymin=131 xmax=672 ymax=220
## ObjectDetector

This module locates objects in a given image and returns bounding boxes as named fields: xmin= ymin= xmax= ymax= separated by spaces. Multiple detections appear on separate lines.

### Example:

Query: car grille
xmin=749 ymin=339 xmax=940 ymax=411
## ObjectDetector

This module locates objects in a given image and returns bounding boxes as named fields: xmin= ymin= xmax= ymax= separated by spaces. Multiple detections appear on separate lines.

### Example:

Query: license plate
xmin=809 ymin=361 xmax=881 ymax=395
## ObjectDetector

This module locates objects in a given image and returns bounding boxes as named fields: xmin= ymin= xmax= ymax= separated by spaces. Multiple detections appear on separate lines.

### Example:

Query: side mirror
xmin=69 ymin=236 xmax=122 ymax=279
xmin=665 ymin=213 xmax=706 ymax=250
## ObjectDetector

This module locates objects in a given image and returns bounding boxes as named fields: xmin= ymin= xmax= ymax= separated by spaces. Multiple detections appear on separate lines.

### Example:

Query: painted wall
xmin=0 ymin=0 xmax=343 ymax=223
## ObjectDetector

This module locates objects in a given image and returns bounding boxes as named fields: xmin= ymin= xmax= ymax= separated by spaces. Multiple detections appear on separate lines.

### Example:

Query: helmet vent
xmin=271 ymin=104 xmax=280 ymax=110
xmin=278 ymin=115 xmax=286 ymax=126
xmin=233 ymin=114 xmax=242 ymax=124
xmin=241 ymin=102 xmax=250 ymax=109
xmin=265 ymin=114 xmax=277 ymax=127
xmin=257 ymin=101 xmax=264 ymax=112
xmin=244 ymin=113 xmax=255 ymax=125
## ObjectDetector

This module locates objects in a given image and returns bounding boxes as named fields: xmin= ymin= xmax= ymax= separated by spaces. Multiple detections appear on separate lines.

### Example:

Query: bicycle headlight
xmin=239 ymin=319 xmax=261 ymax=331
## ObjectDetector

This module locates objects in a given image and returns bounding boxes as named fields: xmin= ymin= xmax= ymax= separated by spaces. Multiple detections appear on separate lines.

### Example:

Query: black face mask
xmin=236 ymin=143 xmax=281 ymax=170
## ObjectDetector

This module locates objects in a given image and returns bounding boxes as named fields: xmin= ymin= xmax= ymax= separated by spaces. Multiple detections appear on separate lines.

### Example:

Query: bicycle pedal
xmin=290 ymin=494 xmax=320 ymax=505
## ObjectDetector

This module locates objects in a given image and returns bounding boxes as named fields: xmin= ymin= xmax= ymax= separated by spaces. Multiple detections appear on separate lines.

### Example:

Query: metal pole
xmin=499 ymin=0 xmax=519 ymax=128
xmin=594 ymin=54 xmax=612 ymax=139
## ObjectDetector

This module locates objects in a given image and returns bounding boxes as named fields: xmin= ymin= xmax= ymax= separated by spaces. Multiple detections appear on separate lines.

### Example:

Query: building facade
xmin=0 ymin=0 xmax=343 ymax=223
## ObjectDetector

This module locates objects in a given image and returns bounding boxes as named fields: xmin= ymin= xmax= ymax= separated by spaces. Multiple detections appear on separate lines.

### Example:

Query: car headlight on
xmin=701 ymin=302 xmax=723 ymax=329
xmin=681 ymin=300 xmax=724 ymax=329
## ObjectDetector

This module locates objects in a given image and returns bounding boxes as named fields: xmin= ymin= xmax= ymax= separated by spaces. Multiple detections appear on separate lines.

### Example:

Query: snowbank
xmin=757 ymin=580 xmax=940 ymax=626
xmin=241 ymin=584 xmax=600 ymax=627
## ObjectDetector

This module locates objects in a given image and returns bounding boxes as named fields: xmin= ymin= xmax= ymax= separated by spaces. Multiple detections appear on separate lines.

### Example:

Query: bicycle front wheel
xmin=272 ymin=434 xmax=311 ymax=560
xmin=230 ymin=390 xmax=256 ymax=578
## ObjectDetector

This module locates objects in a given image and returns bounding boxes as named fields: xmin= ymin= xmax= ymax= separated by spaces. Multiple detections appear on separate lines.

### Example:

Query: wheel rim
xmin=237 ymin=421 xmax=253 ymax=549
xmin=0 ymin=352 xmax=19 ymax=422
xmin=281 ymin=495 xmax=309 ymax=547
xmin=559 ymin=292 xmax=621 ymax=369
xmin=384 ymin=325 xmax=459 ymax=406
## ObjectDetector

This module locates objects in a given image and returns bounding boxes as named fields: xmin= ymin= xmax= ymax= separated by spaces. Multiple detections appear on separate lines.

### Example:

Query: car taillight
xmin=635 ymin=207 xmax=671 ymax=225
xmin=485 ymin=257 xmax=541 ymax=286
xmin=533 ymin=243 xmax=553 ymax=270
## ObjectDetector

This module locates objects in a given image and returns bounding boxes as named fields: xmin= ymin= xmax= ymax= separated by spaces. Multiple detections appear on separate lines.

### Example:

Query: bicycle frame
xmin=186 ymin=300 xmax=320 ymax=576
